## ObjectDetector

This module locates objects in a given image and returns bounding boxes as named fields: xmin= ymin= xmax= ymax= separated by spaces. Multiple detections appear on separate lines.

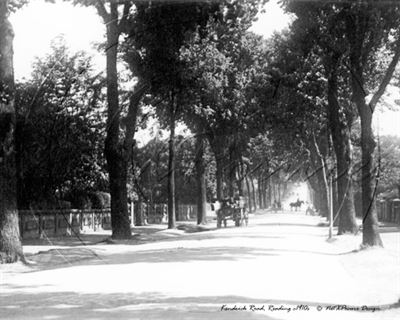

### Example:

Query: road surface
xmin=1 ymin=210 xmax=399 ymax=319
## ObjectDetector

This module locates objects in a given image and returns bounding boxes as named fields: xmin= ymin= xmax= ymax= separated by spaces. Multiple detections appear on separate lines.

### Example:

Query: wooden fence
xmin=20 ymin=199 xmax=397 ymax=240
xmin=19 ymin=209 xmax=112 ymax=239
xmin=18 ymin=203 xmax=216 ymax=239
xmin=376 ymin=199 xmax=400 ymax=224
xmin=136 ymin=203 xmax=216 ymax=224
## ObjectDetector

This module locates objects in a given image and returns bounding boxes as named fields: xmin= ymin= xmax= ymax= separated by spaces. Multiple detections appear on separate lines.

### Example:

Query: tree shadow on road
xmin=20 ymin=240 xmax=360 ymax=273
xmin=1 ymin=291 xmax=398 ymax=320
xmin=23 ymin=245 xmax=280 ymax=271
xmin=0 ymin=291 xmax=279 ymax=320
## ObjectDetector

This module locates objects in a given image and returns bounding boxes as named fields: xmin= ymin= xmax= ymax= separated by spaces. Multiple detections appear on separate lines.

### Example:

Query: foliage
xmin=129 ymin=1 xmax=216 ymax=93
xmin=174 ymin=3 xmax=269 ymax=198
xmin=263 ymin=30 xmax=329 ymax=168
xmin=377 ymin=135 xmax=400 ymax=197
xmin=8 ymin=0 xmax=29 ymax=12
xmin=133 ymin=134 xmax=216 ymax=204
xmin=15 ymin=38 xmax=107 ymax=208
xmin=68 ymin=191 xmax=111 ymax=209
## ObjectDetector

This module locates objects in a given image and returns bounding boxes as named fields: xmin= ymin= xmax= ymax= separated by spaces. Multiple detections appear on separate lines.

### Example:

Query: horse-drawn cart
xmin=216 ymin=197 xmax=248 ymax=228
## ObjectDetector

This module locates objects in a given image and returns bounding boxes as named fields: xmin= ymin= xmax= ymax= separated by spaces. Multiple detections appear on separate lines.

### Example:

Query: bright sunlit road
xmin=1 ymin=211 xmax=399 ymax=320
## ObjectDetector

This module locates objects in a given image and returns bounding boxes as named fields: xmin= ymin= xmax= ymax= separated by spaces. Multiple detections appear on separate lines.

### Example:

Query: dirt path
xmin=1 ymin=211 xmax=399 ymax=319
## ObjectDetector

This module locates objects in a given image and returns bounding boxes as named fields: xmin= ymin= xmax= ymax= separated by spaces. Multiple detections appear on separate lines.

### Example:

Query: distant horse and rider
xmin=289 ymin=199 xmax=304 ymax=211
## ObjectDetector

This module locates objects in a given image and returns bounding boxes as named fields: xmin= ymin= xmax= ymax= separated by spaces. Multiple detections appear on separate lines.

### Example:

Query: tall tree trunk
xmin=348 ymin=51 xmax=383 ymax=246
xmin=15 ymin=120 xmax=27 ymax=209
xmin=258 ymin=176 xmax=263 ymax=208
xmin=307 ymin=175 xmax=319 ymax=213
xmin=103 ymin=5 xmax=131 ymax=239
xmin=283 ymin=181 xmax=288 ymax=201
xmin=354 ymin=92 xmax=382 ymax=246
xmin=134 ymin=199 xmax=144 ymax=226
xmin=195 ymin=133 xmax=207 ymax=225
xmin=251 ymin=176 xmax=257 ymax=211
xmin=326 ymin=57 xmax=358 ymax=234
xmin=167 ymin=99 xmax=176 ymax=229
xmin=343 ymin=11 xmax=400 ymax=245
xmin=277 ymin=181 xmax=281 ymax=204
xmin=245 ymin=175 xmax=252 ymax=212
xmin=266 ymin=176 xmax=270 ymax=208
xmin=311 ymin=173 xmax=328 ymax=217
xmin=228 ymin=149 xmax=236 ymax=198
xmin=215 ymin=156 xmax=224 ymax=201
xmin=307 ymin=179 xmax=317 ymax=210
xmin=331 ymin=166 xmax=339 ymax=227
xmin=0 ymin=1 xmax=23 ymax=263
xmin=237 ymin=161 xmax=245 ymax=197
xmin=272 ymin=177 xmax=276 ymax=204
xmin=209 ymin=136 xmax=225 ymax=201
xmin=309 ymin=137 xmax=329 ymax=219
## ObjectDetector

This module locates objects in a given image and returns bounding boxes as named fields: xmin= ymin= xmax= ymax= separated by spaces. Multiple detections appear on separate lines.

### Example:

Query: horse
xmin=289 ymin=200 xmax=304 ymax=211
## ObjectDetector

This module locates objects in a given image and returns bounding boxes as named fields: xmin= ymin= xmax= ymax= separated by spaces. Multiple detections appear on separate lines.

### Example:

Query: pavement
xmin=0 ymin=210 xmax=399 ymax=320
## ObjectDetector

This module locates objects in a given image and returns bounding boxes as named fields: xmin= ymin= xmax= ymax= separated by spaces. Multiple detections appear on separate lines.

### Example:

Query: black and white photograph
xmin=1 ymin=0 xmax=400 ymax=319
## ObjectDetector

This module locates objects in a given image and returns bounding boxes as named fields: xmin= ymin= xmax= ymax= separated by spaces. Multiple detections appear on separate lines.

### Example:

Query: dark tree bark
xmin=0 ymin=1 xmax=23 ymax=263
xmin=245 ymin=174 xmax=252 ymax=212
xmin=251 ymin=176 xmax=257 ymax=211
xmin=308 ymin=171 xmax=327 ymax=217
xmin=100 ymin=4 xmax=125 ymax=238
xmin=236 ymin=163 xmax=244 ymax=197
xmin=215 ymin=156 xmax=224 ymax=201
xmin=307 ymin=179 xmax=317 ymax=209
xmin=272 ymin=176 xmax=276 ymax=204
xmin=345 ymin=9 xmax=400 ymax=246
xmin=344 ymin=12 xmax=400 ymax=246
xmin=195 ymin=133 xmax=207 ymax=225
xmin=266 ymin=176 xmax=271 ymax=207
xmin=308 ymin=136 xmax=329 ymax=219
xmin=331 ymin=166 xmax=339 ymax=227
xmin=209 ymin=135 xmax=225 ymax=201
xmin=134 ymin=199 xmax=146 ymax=227
xmin=167 ymin=98 xmax=176 ymax=229
xmin=103 ymin=8 xmax=132 ymax=239
xmin=96 ymin=2 xmax=146 ymax=239
xmin=277 ymin=181 xmax=281 ymax=204
xmin=283 ymin=181 xmax=288 ymax=200
xmin=325 ymin=56 xmax=358 ymax=234
xmin=258 ymin=176 xmax=263 ymax=208
xmin=355 ymin=93 xmax=382 ymax=246
xmin=307 ymin=174 xmax=318 ymax=209
xmin=228 ymin=146 xmax=236 ymax=198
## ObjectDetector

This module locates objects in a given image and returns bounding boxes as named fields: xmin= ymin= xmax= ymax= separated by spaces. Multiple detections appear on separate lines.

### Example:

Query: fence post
xmin=393 ymin=199 xmax=400 ymax=224
xmin=79 ymin=210 xmax=83 ymax=231
xmin=130 ymin=202 xmax=135 ymax=227
xmin=68 ymin=211 xmax=73 ymax=236
xmin=92 ymin=210 xmax=95 ymax=231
